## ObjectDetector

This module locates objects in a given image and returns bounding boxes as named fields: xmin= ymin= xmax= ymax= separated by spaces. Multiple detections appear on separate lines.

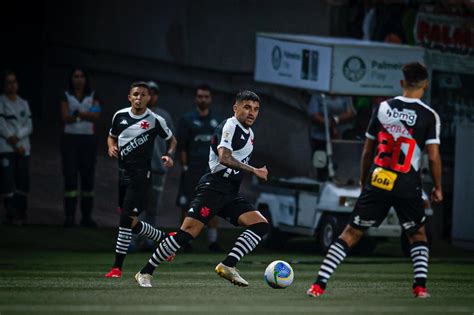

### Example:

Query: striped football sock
xmin=410 ymin=241 xmax=429 ymax=288
xmin=222 ymin=222 xmax=268 ymax=267
xmin=315 ymin=239 xmax=349 ymax=289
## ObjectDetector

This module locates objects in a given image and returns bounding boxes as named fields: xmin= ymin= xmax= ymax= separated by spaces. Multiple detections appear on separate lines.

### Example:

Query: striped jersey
xmin=199 ymin=116 xmax=254 ymax=193
xmin=365 ymin=96 xmax=440 ymax=197
xmin=109 ymin=107 xmax=172 ymax=169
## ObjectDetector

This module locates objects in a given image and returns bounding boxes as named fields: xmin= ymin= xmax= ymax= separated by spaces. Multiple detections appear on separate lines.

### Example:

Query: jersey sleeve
xmin=109 ymin=111 xmax=120 ymax=137
xmin=365 ymin=102 xmax=381 ymax=140
xmin=155 ymin=115 xmax=173 ymax=140
xmin=216 ymin=120 xmax=236 ymax=151
xmin=425 ymin=109 xmax=441 ymax=145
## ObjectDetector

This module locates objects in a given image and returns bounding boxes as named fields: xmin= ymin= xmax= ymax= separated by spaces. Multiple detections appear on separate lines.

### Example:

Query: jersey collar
xmin=128 ymin=108 xmax=149 ymax=119
xmin=232 ymin=116 xmax=250 ymax=134
xmin=395 ymin=96 xmax=428 ymax=107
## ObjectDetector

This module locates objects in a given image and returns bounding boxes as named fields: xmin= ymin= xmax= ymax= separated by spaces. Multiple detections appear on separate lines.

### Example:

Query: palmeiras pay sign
xmin=255 ymin=33 xmax=426 ymax=96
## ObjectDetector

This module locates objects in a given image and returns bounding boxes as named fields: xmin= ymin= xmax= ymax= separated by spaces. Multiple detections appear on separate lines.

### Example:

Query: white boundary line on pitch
xmin=0 ymin=305 xmax=472 ymax=313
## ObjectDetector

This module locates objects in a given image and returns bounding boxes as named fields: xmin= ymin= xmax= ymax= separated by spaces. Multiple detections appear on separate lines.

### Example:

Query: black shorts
xmin=186 ymin=184 xmax=255 ymax=226
xmin=0 ymin=153 xmax=29 ymax=195
xmin=118 ymin=168 xmax=151 ymax=217
xmin=349 ymin=188 xmax=426 ymax=235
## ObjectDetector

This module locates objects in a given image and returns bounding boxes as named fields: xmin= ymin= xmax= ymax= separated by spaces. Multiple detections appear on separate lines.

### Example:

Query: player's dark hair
xmin=68 ymin=67 xmax=92 ymax=95
xmin=195 ymin=84 xmax=212 ymax=95
xmin=402 ymin=62 xmax=428 ymax=88
xmin=235 ymin=90 xmax=260 ymax=104
xmin=129 ymin=81 xmax=150 ymax=93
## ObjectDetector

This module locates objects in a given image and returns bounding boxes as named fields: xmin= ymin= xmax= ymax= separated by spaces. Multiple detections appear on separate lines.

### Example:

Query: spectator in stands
xmin=0 ymin=70 xmax=33 ymax=226
xmin=308 ymin=93 xmax=355 ymax=180
xmin=60 ymin=67 xmax=101 ymax=227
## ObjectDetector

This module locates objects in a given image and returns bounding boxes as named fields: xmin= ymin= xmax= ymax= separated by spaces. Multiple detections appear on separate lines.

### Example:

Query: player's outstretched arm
xmin=426 ymin=143 xmax=443 ymax=203
xmin=218 ymin=147 xmax=268 ymax=181
xmin=161 ymin=136 xmax=177 ymax=168
xmin=107 ymin=135 xmax=118 ymax=158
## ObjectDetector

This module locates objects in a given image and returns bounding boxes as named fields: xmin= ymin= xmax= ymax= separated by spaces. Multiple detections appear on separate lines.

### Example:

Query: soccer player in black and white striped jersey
xmin=134 ymin=90 xmax=269 ymax=288
xmin=104 ymin=81 xmax=177 ymax=278
xmin=307 ymin=62 xmax=442 ymax=299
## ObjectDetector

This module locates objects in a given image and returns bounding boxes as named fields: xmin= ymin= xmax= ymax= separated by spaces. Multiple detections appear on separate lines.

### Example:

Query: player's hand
xmin=108 ymin=145 xmax=118 ymax=158
xmin=162 ymin=155 xmax=174 ymax=168
xmin=430 ymin=187 xmax=443 ymax=204
xmin=253 ymin=166 xmax=268 ymax=181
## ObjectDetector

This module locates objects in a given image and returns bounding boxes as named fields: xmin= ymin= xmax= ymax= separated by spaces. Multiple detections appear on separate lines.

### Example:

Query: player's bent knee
xmin=407 ymin=225 xmax=427 ymax=244
xmin=180 ymin=217 xmax=205 ymax=238
xmin=340 ymin=225 xmax=364 ymax=248
xmin=238 ymin=210 xmax=268 ymax=227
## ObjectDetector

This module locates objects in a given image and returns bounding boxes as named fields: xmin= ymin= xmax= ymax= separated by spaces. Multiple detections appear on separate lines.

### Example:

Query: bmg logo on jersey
xmin=386 ymin=107 xmax=417 ymax=126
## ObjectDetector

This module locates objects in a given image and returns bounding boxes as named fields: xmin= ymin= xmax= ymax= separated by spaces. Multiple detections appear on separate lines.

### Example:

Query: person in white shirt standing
xmin=0 ymin=70 xmax=33 ymax=225
xmin=60 ymin=67 xmax=101 ymax=227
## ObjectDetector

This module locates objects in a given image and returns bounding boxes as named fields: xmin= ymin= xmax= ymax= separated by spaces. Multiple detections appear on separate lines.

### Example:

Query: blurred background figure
xmin=176 ymin=84 xmax=224 ymax=252
xmin=60 ymin=67 xmax=101 ymax=227
xmin=130 ymin=81 xmax=176 ymax=251
xmin=0 ymin=70 xmax=33 ymax=226
xmin=342 ymin=96 xmax=373 ymax=141
xmin=307 ymin=92 xmax=355 ymax=181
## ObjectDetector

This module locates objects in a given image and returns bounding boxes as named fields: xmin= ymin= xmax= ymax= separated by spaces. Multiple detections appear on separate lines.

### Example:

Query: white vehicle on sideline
xmin=256 ymin=139 xmax=433 ymax=255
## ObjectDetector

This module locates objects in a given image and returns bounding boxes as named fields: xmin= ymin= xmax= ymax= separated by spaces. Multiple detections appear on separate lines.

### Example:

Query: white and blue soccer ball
xmin=264 ymin=260 xmax=294 ymax=289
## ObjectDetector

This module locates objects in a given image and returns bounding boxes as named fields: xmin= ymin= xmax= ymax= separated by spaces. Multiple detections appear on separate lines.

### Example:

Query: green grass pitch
xmin=0 ymin=227 xmax=473 ymax=314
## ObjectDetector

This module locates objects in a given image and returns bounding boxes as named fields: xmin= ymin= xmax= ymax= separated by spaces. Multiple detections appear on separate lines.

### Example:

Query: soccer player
xmin=135 ymin=90 xmax=269 ymax=288
xmin=307 ymin=62 xmax=442 ymax=299
xmin=105 ymin=81 xmax=177 ymax=278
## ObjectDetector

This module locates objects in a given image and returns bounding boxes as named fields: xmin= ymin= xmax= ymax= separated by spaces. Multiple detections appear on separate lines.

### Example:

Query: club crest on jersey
xmin=386 ymin=108 xmax=417 ymax=126
xmin=140 ymin=120 xmax=150 ymax=129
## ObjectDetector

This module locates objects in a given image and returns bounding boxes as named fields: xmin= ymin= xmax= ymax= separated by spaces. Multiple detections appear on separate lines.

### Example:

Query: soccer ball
xmin=264 ymin=260 xmax=294 ymax=289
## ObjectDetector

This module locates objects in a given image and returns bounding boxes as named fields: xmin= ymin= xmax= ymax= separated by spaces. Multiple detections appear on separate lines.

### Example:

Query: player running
xmin=105 ymin=81 xmax=177 ymax=278
xmin=135 ymin=90 xmax=269 ymax=288
xmin=307 ymin=62 xmax=442 ymax=299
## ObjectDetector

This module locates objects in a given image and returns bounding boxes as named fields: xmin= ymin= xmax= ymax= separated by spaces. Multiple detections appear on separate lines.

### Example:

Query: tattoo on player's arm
xmin=218 ymin=147 xmax=255 ymax=174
